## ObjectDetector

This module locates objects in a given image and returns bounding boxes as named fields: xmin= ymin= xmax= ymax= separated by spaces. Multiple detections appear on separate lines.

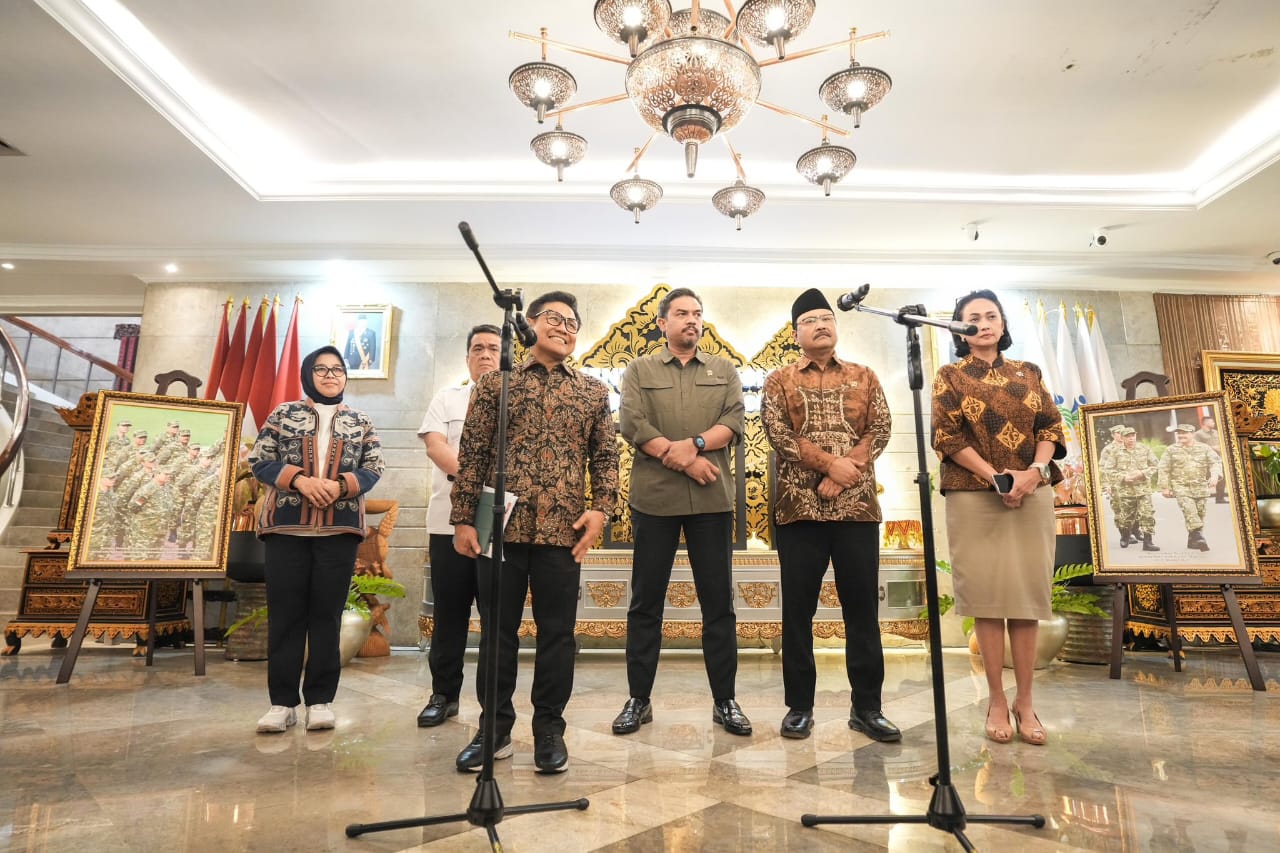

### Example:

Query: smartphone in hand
xmin=992 ymin=473 xmax=1015 ymax=494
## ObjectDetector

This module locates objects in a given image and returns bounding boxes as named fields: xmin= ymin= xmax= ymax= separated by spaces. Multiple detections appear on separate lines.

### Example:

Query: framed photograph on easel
xmin=1078 ymin=391 xmax=1258 ymax=584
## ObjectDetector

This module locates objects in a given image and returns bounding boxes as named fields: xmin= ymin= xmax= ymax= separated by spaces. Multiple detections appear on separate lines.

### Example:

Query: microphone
xmin=458 ymin=221 xmax=479 ymax=252
xmin=513 ymin=312 xmax=538 ymax=347
xmin=836 ymin=284 xmax=871 ymax=311
xmin=949 ymin=321 xmax=979 ymax=336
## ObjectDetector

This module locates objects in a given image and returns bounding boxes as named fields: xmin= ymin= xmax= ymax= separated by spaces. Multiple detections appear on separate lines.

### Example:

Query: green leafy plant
xmin=1251 ymin=443 xmax=1280 ymax=496
xmin=225 ymin=574 xmax=406 ymax=636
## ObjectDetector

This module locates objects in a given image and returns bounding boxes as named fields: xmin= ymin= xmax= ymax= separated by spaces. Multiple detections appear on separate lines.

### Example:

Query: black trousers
xmin=626 ymin=509 xmax=737 ymax=700
xmin=263 ymin=533 xmax=360 ymax=707
xmin=427 ymin=533 xmax=478 ymax=701
xmin=475 ymin=543 xmax=580 ymax=738
xmin=775 ymin=520 xmax=884 ymax=713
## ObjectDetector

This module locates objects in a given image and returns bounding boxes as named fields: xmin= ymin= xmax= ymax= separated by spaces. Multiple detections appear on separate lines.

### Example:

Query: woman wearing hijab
xmin=250 ymin=346 xmax=384 ymax=733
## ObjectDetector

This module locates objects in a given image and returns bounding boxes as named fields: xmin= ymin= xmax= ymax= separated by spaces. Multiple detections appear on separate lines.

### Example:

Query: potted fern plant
xmin=225 ymin=573 xmax=405 ymax=666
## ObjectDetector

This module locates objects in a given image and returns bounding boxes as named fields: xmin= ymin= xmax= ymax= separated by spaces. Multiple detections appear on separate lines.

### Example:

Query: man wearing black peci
xmin=761 ymin=288 xmax=900 ymax=742
xmin=450 ymin=291 xmax=618 ymax=774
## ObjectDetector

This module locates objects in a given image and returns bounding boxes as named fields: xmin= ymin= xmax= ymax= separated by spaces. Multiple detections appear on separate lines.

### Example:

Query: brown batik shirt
xmin=931 ymin=354 xmax=1065 ymax=493
xmin=450 ymin=357 xmax=619 ymax=548
xmin=762 ymin=355 xmax=891 ymax=525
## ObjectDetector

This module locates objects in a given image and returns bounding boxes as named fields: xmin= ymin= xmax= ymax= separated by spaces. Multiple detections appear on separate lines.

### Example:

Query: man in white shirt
xmin=416 ymin=324 xmax=501 ymax=727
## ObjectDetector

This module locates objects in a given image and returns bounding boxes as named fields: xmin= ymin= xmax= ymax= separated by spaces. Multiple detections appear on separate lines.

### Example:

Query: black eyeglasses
xmin=312 ymin=365 xmax=346 ymax=378
xmin=532 ymin=310 xmax=580 ymax=333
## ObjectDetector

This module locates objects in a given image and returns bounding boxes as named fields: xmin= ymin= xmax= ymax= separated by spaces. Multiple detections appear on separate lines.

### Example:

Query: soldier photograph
xmin=1159 ymin=423 xmax=1223 ymax=552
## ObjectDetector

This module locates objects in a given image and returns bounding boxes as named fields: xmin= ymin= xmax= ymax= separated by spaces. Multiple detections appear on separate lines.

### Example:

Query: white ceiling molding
xmin=38 ymin=0 xmax=1280 ymax=210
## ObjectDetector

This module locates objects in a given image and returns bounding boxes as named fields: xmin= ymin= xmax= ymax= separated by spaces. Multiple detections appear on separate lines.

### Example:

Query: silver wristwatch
xmin=1031 ymin=462 xmax=1051 ymax=484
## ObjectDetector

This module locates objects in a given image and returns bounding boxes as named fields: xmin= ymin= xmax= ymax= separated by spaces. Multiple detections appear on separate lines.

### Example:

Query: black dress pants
xmin=427 ymin=533 xmax=478 ymax=702
xmin=263 ymin=533 xmax=360 ymax=707
xmin=626 ymin=509 xmax=737 ymax=700
xmin=775 ymin=520 xmax=883 ymax=712
xmin=475 ymin=543 xmax=580 ymax=738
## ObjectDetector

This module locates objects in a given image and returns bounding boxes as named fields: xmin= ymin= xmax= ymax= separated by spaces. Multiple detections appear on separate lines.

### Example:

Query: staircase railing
xmin=1 ymin=315 xmax=133 ymax=402
xmin=0 ymin=324 xmax=31 ymax=482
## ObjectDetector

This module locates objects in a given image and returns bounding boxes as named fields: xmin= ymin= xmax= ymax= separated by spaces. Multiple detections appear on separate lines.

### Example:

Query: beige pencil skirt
xmin=944 ymin=486 xmax=1055 ymax=620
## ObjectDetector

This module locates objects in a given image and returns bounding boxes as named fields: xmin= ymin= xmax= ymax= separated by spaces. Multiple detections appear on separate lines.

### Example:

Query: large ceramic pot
xmin=1058 ymin=595 xmax=1115 ymax=664
xmin=968 ymin=616 xmax=1069 ymax=670
xmin=339 ymin=610 xmax=372 ymax=666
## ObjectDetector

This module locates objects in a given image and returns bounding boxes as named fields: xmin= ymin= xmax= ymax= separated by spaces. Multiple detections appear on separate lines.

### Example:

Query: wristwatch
xmin=1031 ymin=462 xmax=1051 ymax=484
xmin=692 ymin=435 xmax=706 ymax=451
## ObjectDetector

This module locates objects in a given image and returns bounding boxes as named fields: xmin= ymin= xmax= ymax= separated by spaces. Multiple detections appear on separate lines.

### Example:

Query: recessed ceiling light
xmin=164 ymin=263 xmax=179 ymax=273
xmin=1 ymin=262 xmax=14 ymax=270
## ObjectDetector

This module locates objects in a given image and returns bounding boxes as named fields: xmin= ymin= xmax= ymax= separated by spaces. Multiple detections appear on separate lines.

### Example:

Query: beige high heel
xmin=984 ymin=705 xmax=1013 ymax=744
xmin=1012 ymin=709 xmax=1047 ymax=746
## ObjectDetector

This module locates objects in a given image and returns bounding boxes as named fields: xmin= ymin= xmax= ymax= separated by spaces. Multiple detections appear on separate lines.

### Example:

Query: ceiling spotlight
xmin=795 ymin=119 xmax=856 ymax=196
xmin=594 ymin=0 xmax=672 ymax=58
xmin=1267 ymin=251 xmax=1280 ymax=266
xmin=736 ymin=0 xmax=816 ymax=60
xmin=164 ymin=263 xmax=179 ymax=274
xmin=509 ymin=29 xmax=578 ymax=124
xmin=0 ymin=262 xmax=14 ymax=270
xmin=1090 ymin=228 xmax=1109 ymax=248
xmin=530 ymin=123 xmax=588 ymax=181
xmin=712 ymin=178 xmax=766 ymax=231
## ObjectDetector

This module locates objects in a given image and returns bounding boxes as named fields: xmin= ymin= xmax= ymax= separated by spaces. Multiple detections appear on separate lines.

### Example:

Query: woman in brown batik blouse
xmin=931 ymin=289 xmax=1065 ymax=746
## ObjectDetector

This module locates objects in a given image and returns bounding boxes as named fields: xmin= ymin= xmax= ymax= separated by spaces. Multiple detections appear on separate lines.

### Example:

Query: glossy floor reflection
xmin=2 ymin=639 xmax=1277 ymax=851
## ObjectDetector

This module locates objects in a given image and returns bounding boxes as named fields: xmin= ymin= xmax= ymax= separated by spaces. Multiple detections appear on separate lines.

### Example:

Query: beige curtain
xmin=1153 ymin=293 xmax=1280 ymax=393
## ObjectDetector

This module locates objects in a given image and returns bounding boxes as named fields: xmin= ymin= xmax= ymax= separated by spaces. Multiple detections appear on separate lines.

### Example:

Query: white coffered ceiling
xmin=1 ymin=0 xmax=1279 ymax=312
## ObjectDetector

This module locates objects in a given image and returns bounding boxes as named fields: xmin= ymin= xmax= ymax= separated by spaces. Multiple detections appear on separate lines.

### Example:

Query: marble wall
xmin=135 ymin=281 xmax=1165 ymax=646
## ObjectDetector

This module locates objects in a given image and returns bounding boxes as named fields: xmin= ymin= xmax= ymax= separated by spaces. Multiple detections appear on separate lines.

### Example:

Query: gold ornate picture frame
xmin=1078 ymin=392 xmax=1259 ymax=583
xmin=66 ymin=391 xmax=244 ymax=579
xmin=1200 ymin=350 xmax=1280 ymax=439
xmin=333 ymin=303 xmax=393 ymax=379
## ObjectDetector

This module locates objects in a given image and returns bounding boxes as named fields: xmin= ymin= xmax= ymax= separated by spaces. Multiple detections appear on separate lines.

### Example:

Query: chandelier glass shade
xmin=610 ymin=175 xmax=664 ymax=223
xmin=796 ymin=138 xmax=856 ymax=196
xmin=735 ymin=0 xmax=815 ymax=60
xmin=712 ymin=178 xmax=766 ymax=230
xmin=818 ymin=62 xmax=892 ymax=128
xmin=508 ymin=61 xmax=578 ymax=124
xmin=625 ymin=35 xmax=761 ymax=177
xmin=508 ymin=4 xmax=891 ymax=226
xmin=530 ymin=126 xmax=588 ymax=182
xmin=595 ymin=0 xmax=672 ymax=58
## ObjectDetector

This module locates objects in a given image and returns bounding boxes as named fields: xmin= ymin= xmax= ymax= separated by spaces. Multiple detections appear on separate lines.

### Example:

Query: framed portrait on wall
xmin=332 ymin=304 xmax=393 ymax=379
xmin=1078 ymin=392 xmax=1259 ymax=583
xmin=65 ymin=391 xmax=244 ymax=579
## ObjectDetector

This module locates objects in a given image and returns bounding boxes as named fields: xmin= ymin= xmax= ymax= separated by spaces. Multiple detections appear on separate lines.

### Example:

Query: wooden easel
xmin=56 ymin=575 xmax=208 ymax=683
xmin=1108 ymin=578 xmax=1266 ymax=691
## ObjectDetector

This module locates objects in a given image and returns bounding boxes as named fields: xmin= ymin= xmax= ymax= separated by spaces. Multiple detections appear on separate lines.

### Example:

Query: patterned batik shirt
xmin=931 ymin=354 xmax=1065 ymax=493
xmin=450 ymin=357 xmax=619 ymax=548
xmin=762 ymin=356 xmax=891 ymax=525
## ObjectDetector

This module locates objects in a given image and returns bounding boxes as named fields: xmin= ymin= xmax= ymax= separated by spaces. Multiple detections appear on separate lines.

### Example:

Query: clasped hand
xmin=295 ymin=474 xmax=340 ymax=508
xmin=659 ymin=439 xmax=720 ymax=486
xmin=997 ymin=468 xmax=1041 ymax=506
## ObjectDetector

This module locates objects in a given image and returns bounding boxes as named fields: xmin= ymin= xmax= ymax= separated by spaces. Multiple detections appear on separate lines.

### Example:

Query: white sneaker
xmin=306 ymin=703 xmax=336 ymax=731
xmin=256 ymin=705 xmax=297 ymax=733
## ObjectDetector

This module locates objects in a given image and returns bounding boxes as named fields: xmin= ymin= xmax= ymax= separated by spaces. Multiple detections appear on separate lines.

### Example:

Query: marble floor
xmin=1 ymin=638 xmax=1276 ymax=852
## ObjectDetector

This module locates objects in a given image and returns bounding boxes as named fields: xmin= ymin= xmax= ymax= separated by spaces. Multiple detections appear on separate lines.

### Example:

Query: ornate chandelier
xmin=508 ymin=1 xmax=892 ymax=229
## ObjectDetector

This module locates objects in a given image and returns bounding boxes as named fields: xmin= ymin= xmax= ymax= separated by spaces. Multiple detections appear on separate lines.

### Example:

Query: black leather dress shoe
xmin=611 ymin=698 xmax=653 ymax=735
xmin=455 ymin=732 xmax=513 ymax=772
xmin=712 ymin=699 xmax=753 ymax=736
xmin=780 ymin=709 xmax=814 ymax=739
xmin=417 ymin=693 xmax=459 ymax=728
xmin=849 ymin=708 xmax=902 ymax=742
xmin=534 ymin=731 xmax=569 ymax=773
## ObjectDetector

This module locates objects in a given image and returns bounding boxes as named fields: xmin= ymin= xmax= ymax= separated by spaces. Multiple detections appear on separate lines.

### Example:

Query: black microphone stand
xmin=346 ymin=224 xmax=588 ymax=848
xmin=801 ymin=301 xmax=1045 ymax=852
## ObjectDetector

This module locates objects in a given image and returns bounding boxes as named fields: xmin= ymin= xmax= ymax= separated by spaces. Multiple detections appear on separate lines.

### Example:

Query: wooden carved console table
xmin=419 ymin=549 xmax=930 ymax=646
